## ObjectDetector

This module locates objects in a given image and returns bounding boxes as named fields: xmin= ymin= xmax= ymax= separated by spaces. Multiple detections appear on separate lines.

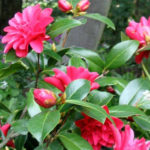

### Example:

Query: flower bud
xmin=33 ymin=89 xmax=57 ymax=108
xmin=58 ymin=0 xmax=72 ymax=13
xmin=106 ymin=86 xmax=115 ymax=94
xmin=76 ymin=0 xmax=90 ymax=12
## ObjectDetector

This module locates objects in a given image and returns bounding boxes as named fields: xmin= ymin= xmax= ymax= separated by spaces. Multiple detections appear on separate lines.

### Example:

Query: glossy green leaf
xmin=48 ymin=18 xmax=86 ymax=38
xmin=88 ymin=90 xmax=113 ymax=106
xmin=105 ymin=40 xmax=139 ymax=69
xmin=0 ymin=102 xmax=11 ymax=113
xmin=50 ymin=140 xmax=64 ymax=150
xmin=109 ymin=105 xmax=144 ymax=118
xmin=15 ymin=135 xmax=27 ymax=150
xmin=0 ymin=61 xmax=28 ymax=80
xmin=133 ymin=115 xmax=150 ymax=131
xmin=119 ymin=78 xmax=150 ymax=105
xmin=67 ymin=47 xmax=104 ymax=73
xmin=84 ymin=13 xmax=115 ymax=30
xmin=27 ymin=89 xmax=41 ymax=117
xmin=12 ymin=119 xmax=28 ymax=135
xmin=66 ymin=100 xmax=107 ymax=123
xmin=121 ymin=32 xmax=130 ymax=41
xmin=34 ymin=144 xmax=51 ymax=150
xmin=28 ymin=111 xmax=60 ymax=142
xmin=68 ymin=56 xmax=87 ymax=68
xmin=66 ymin=79 xmax=91 ymax=100
xmin=58 ymin=132 xmax=93 ymax=150
xmin=4 ymin=50 xmax=20 ymax=63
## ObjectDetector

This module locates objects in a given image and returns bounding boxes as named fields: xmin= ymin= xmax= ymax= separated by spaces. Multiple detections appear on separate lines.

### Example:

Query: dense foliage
xmin=0 ymin=0 xmax=150 ymax=150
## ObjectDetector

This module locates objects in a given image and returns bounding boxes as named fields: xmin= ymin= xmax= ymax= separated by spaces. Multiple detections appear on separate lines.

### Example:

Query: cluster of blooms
xmin=75 ymin=106 xmax=150 ymax=150
xmin=2 ymin=4 xmax=54 ymax=57
xmin=126 ymin=17 xmax=150 ymax=64
xmin=58 ymin=0 xmax=90 ymax=13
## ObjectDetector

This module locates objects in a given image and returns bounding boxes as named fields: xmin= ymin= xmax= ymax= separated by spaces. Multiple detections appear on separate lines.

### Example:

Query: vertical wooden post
xmin=64 ymin=0 xmax=112 ymax=50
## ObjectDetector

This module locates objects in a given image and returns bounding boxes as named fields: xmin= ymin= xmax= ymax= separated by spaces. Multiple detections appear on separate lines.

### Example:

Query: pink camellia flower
xmin=76 ymin=0 xmax=90 ymax=12
xmin=44 ymin=66 xmax=100 ymax=92
xmin=33 ymin=89 xmax=57 ymax=108
xmin=2 ymin=4 xmax=54 ymax=57
xmin=113 ymin=125 xmax=150 ymax=150
xmin=0 ymin=123 xmax=15 ymax=148
xmin=58 ymin=0 xmax=72 ymax=13
xmin=126 ymin=17 xmax=150 ymax=64
xmin=75 ymin=105 xmax=124 ymax=150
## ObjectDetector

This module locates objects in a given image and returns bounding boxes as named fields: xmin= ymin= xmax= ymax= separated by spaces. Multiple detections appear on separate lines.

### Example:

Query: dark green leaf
xmin=84 ymin=13 xmax=115 ymax=30
xmin=68 ymin=56 xmax=87 ymax=68
xmin=0 ymin=61 xmax=28 ymax=80
xmin=66 ymin=79 xmax=91 ymax=100
xmin=0 ymin=102 xmax=11 ymax=113
xmin=88 ymin=90 xmax=113 ymax=106
xmin=121 ymin=32 xmax=130 ymax=41
xmin=28 ymin=111 xmax=60 ymax=142
xmin=133 ymin=115 xmax=150 ymax=131
xmin=66 ymin=100 xmax=108 ymax=123
xmin=12 ymin=119 xmax=28 ymax=135
xmin=27 ymin=89 xmax=41 ymax=117
xmin=109 ymin=105 xmax=144 ymax=118
xmin=119 ymin=78 xmax=150 ymax=105
xmin=105 ymin=40 xmax=139 ymax=69
xmin=15 ymin=135 xmax=27 ymax=150
xmin=50 ymin=140 xmax=64 ymax=150
xmin=58 ymin=132 xmax=93 ymax=150
xmin=67 ymin=47 xmax=104 ymax=73
xmin=48 ymin=18 xmax=86 ymax=38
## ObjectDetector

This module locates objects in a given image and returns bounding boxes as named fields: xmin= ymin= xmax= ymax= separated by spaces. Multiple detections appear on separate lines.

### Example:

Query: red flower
xmin=106 ymin=86 xmax=115 ymax=94
xmin=126 ymin=17 xmax=150 ymax=64
xmin=2 ymin=4 xmax=54 ymax=57
xmin=113 ymin=125 xmax=150 ymax=150
xmin=33 ymin=89 xmax=57 ymax=108
xmin=75 ymin=105 xmax=124 ymax=150
xmin=76 ymin=0 xmax=90 ymax=12
xmin=0 ymin=123 xmax=15 ymax=148
xmin=58 ymin=0 xmax=72 ymax=13
xmin=44 ymin=66 xmax=100 ymax=92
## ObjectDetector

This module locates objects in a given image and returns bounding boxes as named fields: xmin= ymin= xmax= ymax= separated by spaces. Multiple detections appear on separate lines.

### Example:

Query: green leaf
xmin=66 ymin=79 xmax=91 ymax=100
xmin=84 ymin=13 xmax=115 ymax=30
xmin=15 ymin=135 xmax=27 ymax=150
xmin=121 ymin=32 xmax=130 ymax=41
xmin=34 ymin=144 xmax=51 ymax=150
xmin=66 ymin=100 xmax=107 ymax=123
xmin=109 ymin=105 xmax=144 ymax=118
xmin=4 ymin=50 xmax=20 ymax=63
xmin=88 ymin=90 xmax=113 ymax=106
xmin=68 ymin=56 xmax=87 ymax=68
xmin=67 ymin=47 xmax=104 ymax=73
xmin=27 ymin=89 xmax=42 ymax=117
xmin=58 ymin=132 xmax=93 ymax=150
xmin=0 ymin=102 xmax=11 ymax=113
xmin=104 ymin=40 xmax=139 ymax=69
xmin=0 ymin=61 xmax=28 ymax=80
xmin=133 ymin=115 xmax=150 ymax=131
xmin=28 ymin=111 xmax=60 ymax=142
xmin=44 ymin=49 xmax=62 ymax=62
xmin=50 ymin=140 xmax=64 ymax=150
xmin=12 ymin=119 xmax=28 ymax=135
xmin=119 ymin=78 xmax=150 ymax=105
xmin=48 ymin=18 xmax=86 ymax=38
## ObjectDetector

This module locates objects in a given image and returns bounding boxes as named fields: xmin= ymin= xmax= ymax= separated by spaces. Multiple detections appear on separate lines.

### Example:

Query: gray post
xmin=64 ymin=0 xmax=112 ymax=50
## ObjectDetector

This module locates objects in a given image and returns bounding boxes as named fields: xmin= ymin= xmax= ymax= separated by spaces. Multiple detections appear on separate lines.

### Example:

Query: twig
xmin=0 ymin=132 xmax=19 ymax=149
xmin=61 ymin=30 xmax=70 ymax=48
xmin=35 ymin=54 xmax=41 ymax=88
xmin=96 ymin=70 xmax=109 ymax=80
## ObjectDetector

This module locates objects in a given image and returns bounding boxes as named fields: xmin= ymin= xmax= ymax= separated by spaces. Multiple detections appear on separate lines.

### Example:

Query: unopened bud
xmin=33 ymin=89 xmax=57 ymax=108
xmin=58 ymin=0 xmax=72 ymax=13
xmin=52 ymin=43 xmax=57 ymax=52
xmin=106 ymin=86 xmax=115 ymax=94
xmin=76 ymin=0 xmax=90 ymax=12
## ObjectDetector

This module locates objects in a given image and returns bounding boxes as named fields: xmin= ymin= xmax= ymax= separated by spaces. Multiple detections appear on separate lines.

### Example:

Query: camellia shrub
xmin=1 ymin=0 xmax=150 ymax=150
